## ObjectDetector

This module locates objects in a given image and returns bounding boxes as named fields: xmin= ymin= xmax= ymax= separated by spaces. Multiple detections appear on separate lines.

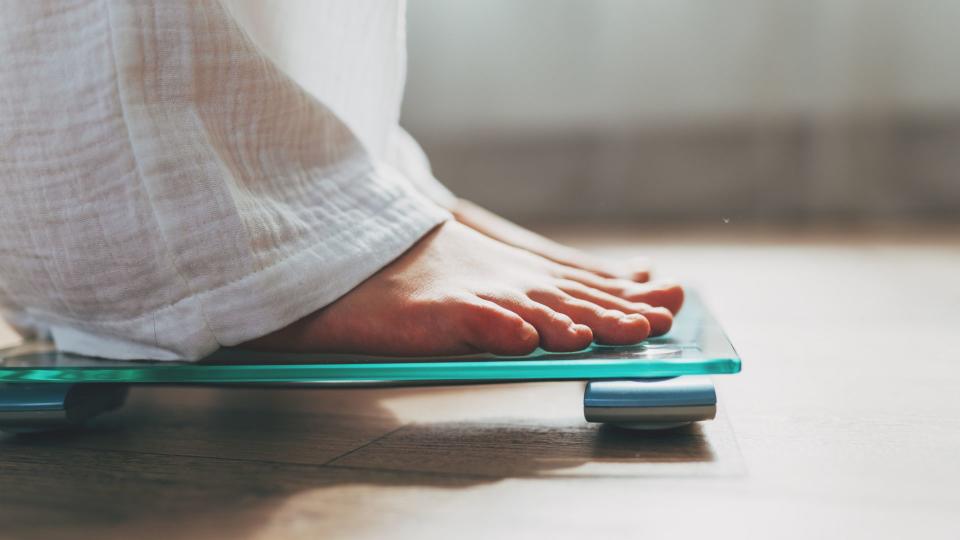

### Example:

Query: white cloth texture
xmin=0 ymin=0 xmax=454 ymax=360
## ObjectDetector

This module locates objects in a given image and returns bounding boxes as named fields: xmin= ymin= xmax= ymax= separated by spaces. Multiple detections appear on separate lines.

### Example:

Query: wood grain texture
xmin=1 ymin=225 xmax=958 ymax=540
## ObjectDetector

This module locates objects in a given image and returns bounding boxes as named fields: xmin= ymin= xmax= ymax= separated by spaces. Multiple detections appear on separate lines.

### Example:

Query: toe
xmin=556 ymin=267 xmax=684 ymax=314
xmin=555 ymin=280 xmax=675 ymax=336
xmin=480 ymin=293 xmax=593 ymax=352
xmin=626 ymin=269 xmax=651 ymax=283
xmin=631 ymin=305 xmax=673 ymax=336
xmin=551 ymin=251 xmax=651 ymax=284
xmin=527 ymin=289 xmax=651 ymax=345
xmin=623 ymin=256 xmax=652 ymax=283
xmin=458 ymin=298 xmax=540 ymax=356
xmin=622 ymin=281 xmax=685 ymax=314
xmin=555 ymin=266 xmax=647 ymax=300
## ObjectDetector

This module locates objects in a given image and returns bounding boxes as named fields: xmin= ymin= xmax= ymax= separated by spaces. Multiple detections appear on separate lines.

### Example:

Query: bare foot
xmin=452 ymin=198 xmax=653 ymax=283
xmin=244 ymin=221 xmax=682 ymax=357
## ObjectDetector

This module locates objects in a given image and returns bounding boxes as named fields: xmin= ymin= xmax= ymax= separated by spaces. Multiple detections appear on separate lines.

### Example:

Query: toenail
xmin=570 ymin=323 xmax=590 ymax=334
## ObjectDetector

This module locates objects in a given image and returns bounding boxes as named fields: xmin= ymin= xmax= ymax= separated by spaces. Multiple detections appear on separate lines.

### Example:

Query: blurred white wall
xmin=402 ymin=0 xmax=960 ymax=222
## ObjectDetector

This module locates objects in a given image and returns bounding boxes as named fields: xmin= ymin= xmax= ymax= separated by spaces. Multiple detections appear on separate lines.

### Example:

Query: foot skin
xmin=244 ymin=221 xmax=684 ymax=357
xmin=452 ymin=198 xmax=653 ymax=283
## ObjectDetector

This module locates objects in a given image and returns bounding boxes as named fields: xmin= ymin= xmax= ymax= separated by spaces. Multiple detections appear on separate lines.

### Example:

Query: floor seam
xmin=0 ymin=444 xmax=386 ymax=471
xmin=322 ymin=424 xmax=408 ymax=466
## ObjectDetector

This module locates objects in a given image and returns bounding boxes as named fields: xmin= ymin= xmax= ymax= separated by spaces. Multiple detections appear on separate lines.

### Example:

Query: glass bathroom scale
xmin=0 ymin=291 xmax=739 ymax=386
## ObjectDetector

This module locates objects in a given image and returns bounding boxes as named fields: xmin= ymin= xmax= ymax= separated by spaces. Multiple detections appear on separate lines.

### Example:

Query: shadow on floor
xmin=0 ymin=384 xmax=721 ymax=539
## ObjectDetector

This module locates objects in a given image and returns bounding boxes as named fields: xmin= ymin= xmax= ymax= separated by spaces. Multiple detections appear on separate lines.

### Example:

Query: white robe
xmin=0 ymin=0 xmax=454 ymax=360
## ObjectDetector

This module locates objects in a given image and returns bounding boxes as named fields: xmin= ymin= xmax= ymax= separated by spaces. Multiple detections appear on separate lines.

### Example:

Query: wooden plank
xmin=325 ymin=381 xmax=743 ymax=478
xmin=0 ymin=443 xmax=480 ymax=540
xmin=3 ymin=386 xmax=401 ymax=465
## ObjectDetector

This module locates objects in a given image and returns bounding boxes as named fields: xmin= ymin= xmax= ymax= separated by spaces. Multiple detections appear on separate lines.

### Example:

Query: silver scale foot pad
xmin=584 ymin=377 xmax=716 ymax=429
xmin=0 ymin=383 xmax=128 ymax=433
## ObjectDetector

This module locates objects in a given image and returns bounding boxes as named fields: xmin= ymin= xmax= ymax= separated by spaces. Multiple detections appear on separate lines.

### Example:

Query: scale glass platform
xmin=0 ymin=291 xmax=740 ymax=432
xmin=0 ymin=292 xmax=738 ymax=385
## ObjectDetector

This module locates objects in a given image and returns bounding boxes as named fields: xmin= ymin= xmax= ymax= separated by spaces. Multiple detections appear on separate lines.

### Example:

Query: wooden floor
xmin=2 ymin=224 xmax=959 ymax=539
